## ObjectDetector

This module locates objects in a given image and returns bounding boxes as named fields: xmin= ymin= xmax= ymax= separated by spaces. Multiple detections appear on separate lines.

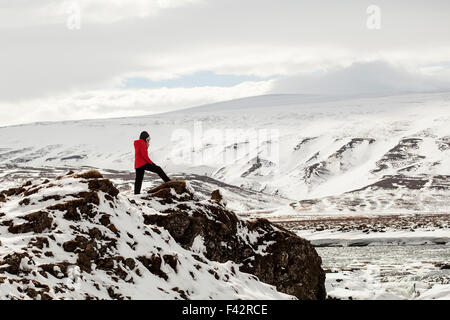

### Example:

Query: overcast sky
xmin=1 ymin=0 xmax=450 ymax=126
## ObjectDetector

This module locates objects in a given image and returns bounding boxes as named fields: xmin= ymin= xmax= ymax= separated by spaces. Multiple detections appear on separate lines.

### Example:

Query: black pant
xmin=134 ymin=163 xmax=171 ymax=194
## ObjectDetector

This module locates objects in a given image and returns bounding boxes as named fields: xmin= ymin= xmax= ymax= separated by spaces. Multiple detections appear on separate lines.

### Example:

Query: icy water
xmin=316 ymin=245 xmax=450 ymax=299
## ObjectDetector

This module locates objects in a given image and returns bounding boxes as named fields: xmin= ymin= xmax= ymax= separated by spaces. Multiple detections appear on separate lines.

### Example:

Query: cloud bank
xmin=1 ymin=0 xmax=450 ymax=126
xmin=270 ymin=61 xmax=450 ymax=95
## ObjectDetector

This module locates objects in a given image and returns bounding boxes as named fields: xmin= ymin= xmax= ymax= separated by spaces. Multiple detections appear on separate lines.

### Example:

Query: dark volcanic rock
xmin=8 ymin=211 xmax=53 ymax=234
xmin=137 ymin=255 xmax=168 ymax=281
xmin=0 ymin=252 xmax=31 ymax=275
xmin=146 ymin=180 xmax=194 ymax=202
xmin=210 ymin=190 xmax=223 ymax=203
xmin=47 ymin=191 xmax=100 ymax=221
xmin=143 ymin=182 xmax=326 ymax=300
xmin=75 ymin=170 xmax=104 ymax=179
xmin=87 ymin=179 xmax=119 ymax=197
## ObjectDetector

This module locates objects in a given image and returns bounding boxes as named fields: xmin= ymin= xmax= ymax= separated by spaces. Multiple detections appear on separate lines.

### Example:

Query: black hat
xmin=139 ymin=131 xmax=149 ymax=140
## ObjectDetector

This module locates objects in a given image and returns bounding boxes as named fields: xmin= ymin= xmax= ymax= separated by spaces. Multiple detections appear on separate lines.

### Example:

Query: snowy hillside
xmin=1 ymin=91 xmax=450 ymax=212
xmin=0 ymin=170 xmax=325 ymax=299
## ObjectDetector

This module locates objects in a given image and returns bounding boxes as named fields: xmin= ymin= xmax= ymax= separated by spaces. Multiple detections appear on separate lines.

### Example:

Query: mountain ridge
xmin=1 ymin=91 xmax=450 ymax=212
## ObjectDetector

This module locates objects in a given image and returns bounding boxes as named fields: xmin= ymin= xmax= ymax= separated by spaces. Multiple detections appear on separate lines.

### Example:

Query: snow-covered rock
xmin=0 ymin=170 xmax=325 ymax=300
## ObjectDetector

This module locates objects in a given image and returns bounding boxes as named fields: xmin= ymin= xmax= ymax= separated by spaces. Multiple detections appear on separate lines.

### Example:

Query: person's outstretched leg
xmin=144 ymin=163 xmax=171 ymax=182
xmin=134 ymin=166 xmax=145 ymax=194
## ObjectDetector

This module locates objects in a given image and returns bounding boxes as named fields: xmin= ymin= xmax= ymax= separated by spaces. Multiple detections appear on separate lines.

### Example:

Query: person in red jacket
xmin=134 ymin=131 xmax=171 ymax=194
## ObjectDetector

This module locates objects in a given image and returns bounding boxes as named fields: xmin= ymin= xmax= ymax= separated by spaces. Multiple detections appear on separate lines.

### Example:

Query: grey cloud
xmin=269 ymin=61 xmax=450 ymax=95
xmin=1 ymin=0 xmax=450 ymax=101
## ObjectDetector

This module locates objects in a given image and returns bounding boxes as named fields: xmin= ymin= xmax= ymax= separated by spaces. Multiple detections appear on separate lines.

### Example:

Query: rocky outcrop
xmin=144 ymin=180 xmax=326 ymax=300
xmin=0 ymin=170 xmax=325 ymax=300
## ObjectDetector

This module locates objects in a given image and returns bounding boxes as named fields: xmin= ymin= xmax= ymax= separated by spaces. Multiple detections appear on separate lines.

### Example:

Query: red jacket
xmin=134 ymin=139 xmax=153 ymax=168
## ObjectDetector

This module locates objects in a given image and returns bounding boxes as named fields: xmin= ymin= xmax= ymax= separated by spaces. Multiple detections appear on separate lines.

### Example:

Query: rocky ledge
xmin=0 ymin=170 xmax=325 ymax=300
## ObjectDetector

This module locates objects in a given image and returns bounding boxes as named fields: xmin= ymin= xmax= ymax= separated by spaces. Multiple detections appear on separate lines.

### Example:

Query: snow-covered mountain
xmin=1 ymin=91 xmax=450 ymax=213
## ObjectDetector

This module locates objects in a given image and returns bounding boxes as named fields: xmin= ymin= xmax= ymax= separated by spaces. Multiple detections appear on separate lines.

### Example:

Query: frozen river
xmin=317 ymin=244 xmax=450 ymax=300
